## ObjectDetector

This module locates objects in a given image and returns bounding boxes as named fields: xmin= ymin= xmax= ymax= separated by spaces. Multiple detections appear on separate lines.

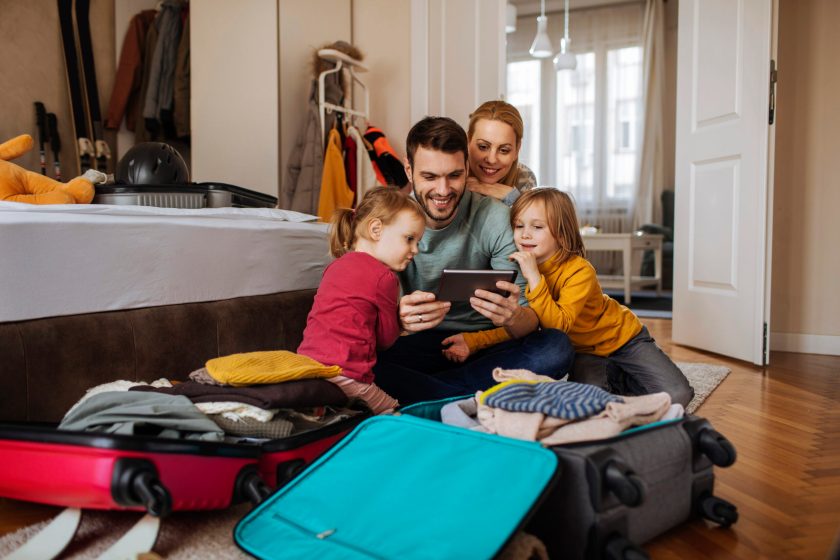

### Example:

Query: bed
xmin=0 ymin=202 xmax=332 ymax=421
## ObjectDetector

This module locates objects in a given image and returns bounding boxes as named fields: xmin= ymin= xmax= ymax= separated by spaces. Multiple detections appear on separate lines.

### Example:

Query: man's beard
xmin=413 ymin=185 xmax=463 ymax=224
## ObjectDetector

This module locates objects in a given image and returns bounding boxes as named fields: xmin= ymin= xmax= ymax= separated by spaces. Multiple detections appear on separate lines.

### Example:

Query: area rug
xmin=678 ymin=361 xmax=730 ymax=414
xmin=0 ymin=362 xmax=729 ymax=559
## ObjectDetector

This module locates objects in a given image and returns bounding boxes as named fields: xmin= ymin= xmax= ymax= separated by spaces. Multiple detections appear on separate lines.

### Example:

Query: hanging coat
xmin=364 ymin=126 xmax=408 ymax=187
xmin=282 ymin=74 xmax=343 ymax=213
xmin=348 ymin=125 xmax=380 ymax=206
xmin=105 ymin=9 xmax=156 ymax=131
xmin=317 ymin=127 xmax=354 ymax=222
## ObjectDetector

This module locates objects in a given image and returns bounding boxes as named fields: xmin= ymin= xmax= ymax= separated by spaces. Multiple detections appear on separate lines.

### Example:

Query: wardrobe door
xmin=191 ymin=1 xmax=279 ymax=196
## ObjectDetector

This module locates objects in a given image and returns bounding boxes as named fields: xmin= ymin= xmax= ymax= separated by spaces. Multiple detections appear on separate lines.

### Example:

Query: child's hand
xmin=441 ymin=334 xmax=471 ymax=363
xmin=509 ymin=252 xmax=541 ymax=289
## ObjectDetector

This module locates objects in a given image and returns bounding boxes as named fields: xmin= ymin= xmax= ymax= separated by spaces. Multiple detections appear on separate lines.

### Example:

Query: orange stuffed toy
xmin=0 ymin=134 xmax=106 ymax=204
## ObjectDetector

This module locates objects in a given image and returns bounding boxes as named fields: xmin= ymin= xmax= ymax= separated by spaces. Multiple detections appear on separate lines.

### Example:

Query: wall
xmin=770 ymin=0 xmax=840 ymax=354
xmin=352 ymin=0 xmax=412 ymax=158
xmin=0 ymin=0 xmax=115 ymax=178
xmin=278 ymin=0 xmax=351 ymax=198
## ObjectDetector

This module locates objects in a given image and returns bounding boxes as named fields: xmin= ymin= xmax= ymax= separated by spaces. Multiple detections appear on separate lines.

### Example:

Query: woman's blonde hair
xmin=467 ymin=100 xmax=524 ymax=187
xmin=510 ymin=188 xmax=586 ymax=264
xmin=328 ymin=187 xmax=425 ymax=258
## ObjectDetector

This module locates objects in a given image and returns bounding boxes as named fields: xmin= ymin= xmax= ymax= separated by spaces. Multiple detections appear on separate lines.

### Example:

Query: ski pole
xmin=48 ymin=113 xmax=62 ymax=181
xmin=34 ymin=102 xmax=49 ymax=175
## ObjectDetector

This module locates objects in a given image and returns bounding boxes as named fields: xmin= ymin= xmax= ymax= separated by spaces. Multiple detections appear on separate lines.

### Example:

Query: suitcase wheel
xmin=276 ymin=459 xmax=307 ymax=488
xmin=697 ymin=429 xmax=737 ymax=467
xmin=112 ymin=459 xmax=173 ymax=517
xmin=604 ymin=460 xmax=645 ymax=507
xmin=699 ymin=494 xmax=739 ymax=527
xmin=604 ymin=534 xmax=650 ymax=560
xmin=235 ymin=466 xmax=272 ymax=506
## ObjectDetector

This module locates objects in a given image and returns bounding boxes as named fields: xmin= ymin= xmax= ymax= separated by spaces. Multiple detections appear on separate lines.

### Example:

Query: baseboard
xmin=770 ymin=332 xmax=840 ymax=356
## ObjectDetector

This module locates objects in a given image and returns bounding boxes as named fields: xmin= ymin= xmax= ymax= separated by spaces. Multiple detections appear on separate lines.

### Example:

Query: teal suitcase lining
xmin=235 ymin=414 xmax=558 ymax=560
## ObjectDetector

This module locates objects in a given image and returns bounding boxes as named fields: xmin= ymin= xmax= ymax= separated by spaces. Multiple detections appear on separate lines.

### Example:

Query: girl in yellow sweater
xmin=443 ymin=188 xmax=694 ymax=407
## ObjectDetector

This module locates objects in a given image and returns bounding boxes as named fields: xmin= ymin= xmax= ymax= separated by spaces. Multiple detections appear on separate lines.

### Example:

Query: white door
xmin=673 ymin=0 xmax=776 ymax=365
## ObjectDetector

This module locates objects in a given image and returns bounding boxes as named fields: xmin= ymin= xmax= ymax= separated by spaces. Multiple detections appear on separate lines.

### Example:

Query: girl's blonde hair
xmin=329 ymin=187 xmax=425 ymax=258
xmin=510 ymin=188 xmax=586 ymax=263
xmin=467 ymin=100 xmax=524 ymax=187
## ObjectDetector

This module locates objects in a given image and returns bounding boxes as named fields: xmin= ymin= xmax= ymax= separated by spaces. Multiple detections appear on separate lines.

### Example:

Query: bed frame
xmin=0 ymin=289 xmax=316 ymax=422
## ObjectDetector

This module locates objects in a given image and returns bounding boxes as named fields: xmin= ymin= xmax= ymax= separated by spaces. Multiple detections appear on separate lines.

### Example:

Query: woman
xmin=466 ymin=100 xmax=537 ymax=206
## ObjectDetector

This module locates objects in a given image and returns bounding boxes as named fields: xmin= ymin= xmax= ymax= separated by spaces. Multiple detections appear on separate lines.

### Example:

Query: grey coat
xmin=282 ymin=74 xmax=343 ymax=213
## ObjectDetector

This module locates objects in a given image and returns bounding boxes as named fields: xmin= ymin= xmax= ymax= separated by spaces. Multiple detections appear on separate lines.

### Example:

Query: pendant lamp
xmin=529 ymin=0 xmax=553 ymax=58
xmin=553 ymin=0 xmax=577 ymax=70
xmin=506 ymin=3 xmax=517 ymax=34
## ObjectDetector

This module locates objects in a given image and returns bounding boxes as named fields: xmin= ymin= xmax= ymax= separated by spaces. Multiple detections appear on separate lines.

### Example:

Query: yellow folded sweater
xmin=206 ymin=351 xmax=342 ymax=387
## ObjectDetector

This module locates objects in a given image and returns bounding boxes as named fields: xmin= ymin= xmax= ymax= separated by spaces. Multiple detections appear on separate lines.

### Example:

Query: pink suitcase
xmin=0 ymin=423 xmax=268 ymax=516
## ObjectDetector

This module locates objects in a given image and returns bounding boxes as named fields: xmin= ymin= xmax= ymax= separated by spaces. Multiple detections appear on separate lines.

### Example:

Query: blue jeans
xmin=373 ymin=328 xmax=574 ymax=405
xmin=568 ymin=326 xmax=694 ymax=407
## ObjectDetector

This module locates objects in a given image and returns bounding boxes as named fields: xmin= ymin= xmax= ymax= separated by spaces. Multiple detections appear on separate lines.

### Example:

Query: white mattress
xmin=0 ymin=202 xmax=331 ymax=322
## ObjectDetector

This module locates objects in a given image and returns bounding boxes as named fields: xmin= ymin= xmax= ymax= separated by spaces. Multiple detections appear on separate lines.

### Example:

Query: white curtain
xmin=632 ymin=0 xmax=667 ymax=229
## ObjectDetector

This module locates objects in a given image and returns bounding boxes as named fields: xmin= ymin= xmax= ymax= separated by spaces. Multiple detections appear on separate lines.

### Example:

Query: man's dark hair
xmin=405 ymin=116 xmax=468 ymax=167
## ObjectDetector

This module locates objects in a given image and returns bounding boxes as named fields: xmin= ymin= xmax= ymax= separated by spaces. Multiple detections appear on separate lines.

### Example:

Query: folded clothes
xmin=206 ymin=351 xmax=342 ymax=386
xmin=476 ymin=399 xmax=568 ymax=441
xmin=476 ymin=390 xmax=671 ymax=445
xmin=540 ymin=392 xmax=672 ymax=446
xmin=59 ymin=392 xmax=224 ymax=441
xmin=195 ymin=402 xmax=277 ymax=423
xmin=210 ymin=414 xmax=294 ymax=439
xmin=491 ymin=367 xmax=559 ymax=384
xmin=440 ymin=397 xmax=487 ymax=431
xmin=482 ymin=380 xmax=623 ymax=420
xmin=64 ymin=378 xmax=174 ymax=418
xmin=189 ymin=367 xmax=225 ymax=386
xmin=129 ymin=378 xmax=348 ymax=409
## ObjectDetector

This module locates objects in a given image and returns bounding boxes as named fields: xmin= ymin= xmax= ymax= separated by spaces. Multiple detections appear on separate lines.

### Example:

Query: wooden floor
xmin=1 ymin=318 xmax=839 ymax=558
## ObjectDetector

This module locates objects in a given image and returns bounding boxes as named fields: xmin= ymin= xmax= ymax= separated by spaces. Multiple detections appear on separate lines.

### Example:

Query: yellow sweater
xmin=317 ymin=127 xmax=354 ymax=222
xmin=206 ymin=350 xmax=342 ymax=387
xmin=461 ymin=254 xmax=642 ymax=356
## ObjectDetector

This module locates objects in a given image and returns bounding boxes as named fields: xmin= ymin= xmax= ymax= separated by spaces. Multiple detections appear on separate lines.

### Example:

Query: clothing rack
xmin=317 ymin=48 xmax=369 ymax=142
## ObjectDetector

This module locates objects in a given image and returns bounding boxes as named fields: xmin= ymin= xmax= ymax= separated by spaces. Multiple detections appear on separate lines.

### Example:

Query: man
xmin=372 ymin=117 xmax=574 ymax=404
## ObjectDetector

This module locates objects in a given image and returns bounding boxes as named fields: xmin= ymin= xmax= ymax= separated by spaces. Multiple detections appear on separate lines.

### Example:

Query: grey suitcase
xmin=401 ymin=399 xmax=738 ymax=560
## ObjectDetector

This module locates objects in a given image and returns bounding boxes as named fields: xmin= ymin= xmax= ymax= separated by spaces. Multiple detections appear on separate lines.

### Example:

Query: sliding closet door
xmin=410 ymin=0 xmax=506 ymax=128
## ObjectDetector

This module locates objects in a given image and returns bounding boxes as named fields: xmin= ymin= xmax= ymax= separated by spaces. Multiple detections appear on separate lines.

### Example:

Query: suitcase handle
xmin=604 ymin=460 xmax=645 ymax=507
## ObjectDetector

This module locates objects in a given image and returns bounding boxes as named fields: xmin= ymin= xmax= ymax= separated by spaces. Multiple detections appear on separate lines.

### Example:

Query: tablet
xmin=436 ymin=269 xmax=517 ymax=301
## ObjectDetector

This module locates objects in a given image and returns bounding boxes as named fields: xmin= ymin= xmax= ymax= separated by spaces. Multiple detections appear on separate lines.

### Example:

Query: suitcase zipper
xmin=269 ymin=512 xmax=385 ymax=559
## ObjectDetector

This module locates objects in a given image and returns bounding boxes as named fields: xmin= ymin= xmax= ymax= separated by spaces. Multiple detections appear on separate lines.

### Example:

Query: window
xmin=506 ymin=59 xmax=542 ymax=183
xmin=507 ymin=45 xmax=643 ymax=214
xmin=606 ymin=46 xmax=642 ymax=202
xmin=556 ymin=51 xmax=595 ymax=206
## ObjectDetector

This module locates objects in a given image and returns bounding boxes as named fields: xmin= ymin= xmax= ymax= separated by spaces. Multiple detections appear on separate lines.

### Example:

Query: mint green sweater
xmin=399 ymin=190 xmax=527 ymax=332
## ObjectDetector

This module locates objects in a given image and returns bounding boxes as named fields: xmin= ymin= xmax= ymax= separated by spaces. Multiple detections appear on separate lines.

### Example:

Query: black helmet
xmin=116 ymin=142 xmax=190 ymax=184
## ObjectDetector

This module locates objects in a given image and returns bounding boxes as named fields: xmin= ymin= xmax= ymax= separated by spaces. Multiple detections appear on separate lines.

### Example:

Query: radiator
xmin=578 ymin=207 xmax=631 ymax=276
